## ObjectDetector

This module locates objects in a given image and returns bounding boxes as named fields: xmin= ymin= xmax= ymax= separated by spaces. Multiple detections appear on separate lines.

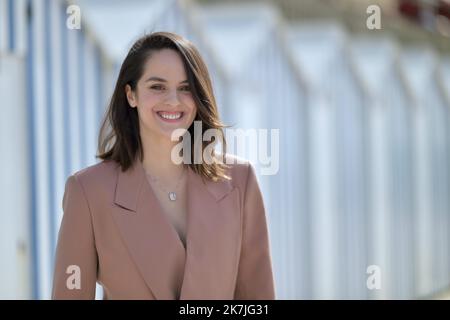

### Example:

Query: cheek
xmin=138 ymin=92 xmax=160 ymax=117
xmin=136 ymin=92 xmax=159 ymax=122
xmin=181 ymin=95 xmax=196 ymax=113
xmin=138 ymin=90 xmax=160 ymax=107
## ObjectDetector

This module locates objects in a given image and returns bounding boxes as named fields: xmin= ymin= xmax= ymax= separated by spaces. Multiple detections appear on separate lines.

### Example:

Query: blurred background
xmin=0 ymin=0 xmax=449 ymax=299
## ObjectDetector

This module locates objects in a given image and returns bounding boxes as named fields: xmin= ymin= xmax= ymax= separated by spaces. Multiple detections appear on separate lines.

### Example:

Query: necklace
xmin=146 ymin=166 xmax=186 ymax=201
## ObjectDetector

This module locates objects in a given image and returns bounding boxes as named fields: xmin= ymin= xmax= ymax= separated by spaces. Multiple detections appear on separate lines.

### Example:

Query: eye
xmin=179 ymin=85 xmax=191 ymax=92
xmin=150 ymin=84 xmax=165 ymax=91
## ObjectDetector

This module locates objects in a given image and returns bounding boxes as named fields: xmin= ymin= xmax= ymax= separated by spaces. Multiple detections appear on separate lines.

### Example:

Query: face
xmin=125 ymin=48 xmax=197 ymax=142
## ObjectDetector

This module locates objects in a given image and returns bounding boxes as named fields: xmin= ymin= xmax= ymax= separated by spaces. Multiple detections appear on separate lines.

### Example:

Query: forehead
xmin=141 ymin=48 xmax=187 ymax=79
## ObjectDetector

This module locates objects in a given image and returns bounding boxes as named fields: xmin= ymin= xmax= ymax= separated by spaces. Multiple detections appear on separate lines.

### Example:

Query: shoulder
xmin=68 ymin=160 xmax=120 ymax=192
xmin=220 ymin=153 xmax=256 ymax=190
xmin=219 ymin=154 xmax=264 ymax=208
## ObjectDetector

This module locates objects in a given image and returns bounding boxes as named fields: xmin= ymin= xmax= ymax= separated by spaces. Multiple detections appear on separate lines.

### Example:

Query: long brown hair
xmin=97 ymin=32 xmax=229 ymax=181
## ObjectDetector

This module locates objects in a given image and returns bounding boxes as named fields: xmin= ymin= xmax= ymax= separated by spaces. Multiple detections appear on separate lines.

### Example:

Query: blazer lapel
xmin=112 ymin=159 xmax=186 ymax=300
xmin=179 ymin=167 xmax=241 ymax=299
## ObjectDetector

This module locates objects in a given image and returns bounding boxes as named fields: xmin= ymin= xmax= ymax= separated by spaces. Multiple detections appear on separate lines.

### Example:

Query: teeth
xmin=158 ymin=112 xmax=182 ymax=120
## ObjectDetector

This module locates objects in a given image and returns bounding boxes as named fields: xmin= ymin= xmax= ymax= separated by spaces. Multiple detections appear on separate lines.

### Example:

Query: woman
xmin=52 ymin=32 xmax=275 ymax=300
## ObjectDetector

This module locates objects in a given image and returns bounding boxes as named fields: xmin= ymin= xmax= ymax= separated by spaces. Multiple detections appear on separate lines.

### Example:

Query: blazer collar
xmin=112 ymin=159 xmax=239 ymax=299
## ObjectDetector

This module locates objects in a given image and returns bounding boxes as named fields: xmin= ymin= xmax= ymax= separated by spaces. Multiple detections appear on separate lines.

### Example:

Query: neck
xmin=140 ymin=128 xmax=185 ymax=182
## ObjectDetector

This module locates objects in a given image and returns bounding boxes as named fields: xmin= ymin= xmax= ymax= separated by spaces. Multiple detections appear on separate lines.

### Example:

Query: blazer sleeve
xmin=234 ymin=163 xmax=275 ymax=299
xmin=52 ymin=175 xmax=98 ymax=299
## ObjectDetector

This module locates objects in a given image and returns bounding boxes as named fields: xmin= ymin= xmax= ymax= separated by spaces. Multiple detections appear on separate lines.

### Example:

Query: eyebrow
xmin=145 ymin=76 xmax=188 ymax=84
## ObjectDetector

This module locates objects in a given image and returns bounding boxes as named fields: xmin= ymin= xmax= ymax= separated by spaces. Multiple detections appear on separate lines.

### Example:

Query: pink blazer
xmin=52 ymin=155 xmax=275 ymax=299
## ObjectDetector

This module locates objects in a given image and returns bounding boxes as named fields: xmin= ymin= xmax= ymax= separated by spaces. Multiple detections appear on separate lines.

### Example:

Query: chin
xmin=160 ymin=127 xmax=189 ymax=141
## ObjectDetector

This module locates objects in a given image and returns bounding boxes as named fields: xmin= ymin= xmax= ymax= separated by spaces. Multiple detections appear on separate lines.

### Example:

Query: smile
xmin=156 ymin=111 xmax=184 ymax=122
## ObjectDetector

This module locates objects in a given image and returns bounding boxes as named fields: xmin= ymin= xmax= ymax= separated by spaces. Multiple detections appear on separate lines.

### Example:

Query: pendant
xmin=168 ymin=191 xmax=177 ymax=201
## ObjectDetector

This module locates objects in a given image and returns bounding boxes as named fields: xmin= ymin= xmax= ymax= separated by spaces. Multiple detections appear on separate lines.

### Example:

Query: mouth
xmin=155 ymin=111 xmax=185 ymax=123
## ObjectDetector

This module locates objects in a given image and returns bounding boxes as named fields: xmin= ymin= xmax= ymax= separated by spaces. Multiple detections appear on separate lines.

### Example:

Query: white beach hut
xmin=350 ymin=36 xmax=418 ymax=299
xmin=288 ymin=21 xmax=370 ymax=299
xmin=400 ymin=46 xmax=450 ymax=296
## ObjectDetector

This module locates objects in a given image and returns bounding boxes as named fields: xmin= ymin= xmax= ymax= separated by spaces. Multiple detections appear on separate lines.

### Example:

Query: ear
xmin=125 ymin=84 xmax=137 ymax=108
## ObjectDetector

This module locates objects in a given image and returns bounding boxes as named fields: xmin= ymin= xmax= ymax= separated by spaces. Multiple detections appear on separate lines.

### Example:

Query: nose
xmin=164 ymin=89 xmax=180 ymax=107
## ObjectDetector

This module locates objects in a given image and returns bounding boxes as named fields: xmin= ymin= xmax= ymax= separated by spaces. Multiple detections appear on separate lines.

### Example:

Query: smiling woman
xmin=51 ymin=32 xmax=275 ymax=300
xmin=98 ymin=32 xmax=228 ymax=180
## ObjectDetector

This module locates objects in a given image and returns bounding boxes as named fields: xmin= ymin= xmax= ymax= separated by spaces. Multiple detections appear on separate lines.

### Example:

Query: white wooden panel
xmin=0 ymin=54 xmax=31 ymax=298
